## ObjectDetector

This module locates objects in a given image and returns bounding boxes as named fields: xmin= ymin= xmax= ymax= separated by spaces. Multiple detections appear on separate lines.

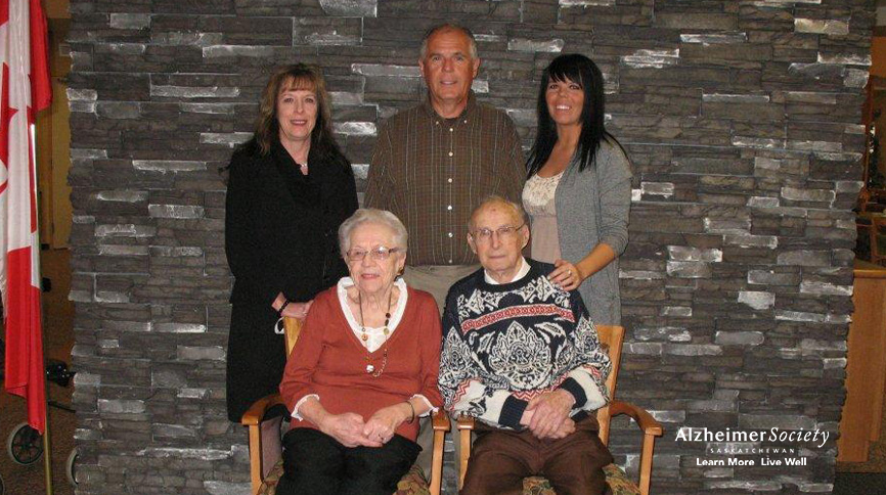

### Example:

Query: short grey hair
xmin=420 ymin=23 xmax=479 ymax=61
xmin=339 ymin=208 xmax=408 ymax=258
xmin=468 ymin=195 xmax=528 ymax=231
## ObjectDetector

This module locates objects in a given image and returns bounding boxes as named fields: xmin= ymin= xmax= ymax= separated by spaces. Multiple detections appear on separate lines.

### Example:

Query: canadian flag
xmin=1 ymin=0 xmax=52 ymax=434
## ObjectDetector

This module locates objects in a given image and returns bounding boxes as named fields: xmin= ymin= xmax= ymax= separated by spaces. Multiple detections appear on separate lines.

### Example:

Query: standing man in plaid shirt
xmin=365 ymin=22 xmax=525 ymax=481
xmin=365 ymin=23 xmax=525 ymax=313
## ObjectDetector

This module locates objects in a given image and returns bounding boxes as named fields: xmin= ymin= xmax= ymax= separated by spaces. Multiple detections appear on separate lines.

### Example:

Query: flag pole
xmin=31 ymin=121 xmax=53 ymax=495
xmin=42 ymin=375 xmax=53 ymax=495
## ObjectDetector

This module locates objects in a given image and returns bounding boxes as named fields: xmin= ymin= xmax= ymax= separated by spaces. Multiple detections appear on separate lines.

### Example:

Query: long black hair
xmin=526 ymin=53 xmax=613 ymax=177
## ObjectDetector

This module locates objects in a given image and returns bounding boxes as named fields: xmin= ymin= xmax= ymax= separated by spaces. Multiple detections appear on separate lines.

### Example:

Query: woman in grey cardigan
xmin=522 ymin=54 xmax=632 ymax=325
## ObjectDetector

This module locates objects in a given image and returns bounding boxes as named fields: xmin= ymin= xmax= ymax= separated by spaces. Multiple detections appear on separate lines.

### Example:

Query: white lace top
xmin=522 ymin=172 xmax=564 ymax=263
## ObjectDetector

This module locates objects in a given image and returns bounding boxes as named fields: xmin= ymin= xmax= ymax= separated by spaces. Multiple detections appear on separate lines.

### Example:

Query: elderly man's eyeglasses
xmin=347 ymin=247 xmax=401 ymax=262
xmin=470 ymin=224 xmax=525 ymax=243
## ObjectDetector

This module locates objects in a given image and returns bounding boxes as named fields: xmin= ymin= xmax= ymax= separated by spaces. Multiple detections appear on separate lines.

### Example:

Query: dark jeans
xmin=462 ymin=416 xmax=614 ymax=495
xmin=277 ymin=427 xmax=421 ymax=495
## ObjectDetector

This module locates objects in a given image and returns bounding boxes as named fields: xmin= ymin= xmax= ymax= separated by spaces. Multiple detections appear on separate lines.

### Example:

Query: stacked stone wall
xmin=68 ymin=0 xmax=872 ymax=493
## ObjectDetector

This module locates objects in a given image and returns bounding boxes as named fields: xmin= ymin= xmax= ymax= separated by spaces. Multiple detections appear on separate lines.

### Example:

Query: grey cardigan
xmin=555 ymin=138 xmax=632 ymax=325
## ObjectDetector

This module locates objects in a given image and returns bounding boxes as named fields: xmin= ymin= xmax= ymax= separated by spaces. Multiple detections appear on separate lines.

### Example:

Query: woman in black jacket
xmin=224 ymin=64 xmax=358 ymax=464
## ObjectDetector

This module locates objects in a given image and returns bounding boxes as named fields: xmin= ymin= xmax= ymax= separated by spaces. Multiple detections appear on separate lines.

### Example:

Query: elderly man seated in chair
xmin=439 ymin=196 xmax=614 ymax=495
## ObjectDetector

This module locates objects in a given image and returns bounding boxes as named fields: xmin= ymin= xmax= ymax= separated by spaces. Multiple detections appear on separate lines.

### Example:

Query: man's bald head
xmin=469 ymin=196 xmax=527 ymax=232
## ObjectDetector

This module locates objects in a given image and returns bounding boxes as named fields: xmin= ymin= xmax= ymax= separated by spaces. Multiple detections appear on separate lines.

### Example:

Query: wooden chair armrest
xmin=430 ymin=411 xmax=450 ymax=495
xmin=240 ymin=393 xmax=286 ymax=426
xmin=457 ymin=413 xmax=476 ymax=431
xmin=609 ymin=400 xmax=663 ymax=436
xmin=456 ymin=415 xmax=476 ymax=490
xmin=241 ymin=393 xmax=286 ymax=495
xmin=432 ymin=410 xmax=451 ymax=431
xmin=610 ymin=401 xmax=662 ymax=495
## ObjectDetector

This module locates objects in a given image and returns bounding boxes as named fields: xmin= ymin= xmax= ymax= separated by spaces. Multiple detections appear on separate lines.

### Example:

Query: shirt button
xmin=448 ymin=151 xmax=453 ymax=157
xmin=447 ymin=205 xmax=453 ymax=211
xmin=448 ymin=178 xmax=453 ymax=183
xmin=449 ymin=259 xmax=453 ymax=264
xmin=448 ymin=232 xmax=453 ymax=238
xmin=449 ymin=128 xmax=454 ymax=132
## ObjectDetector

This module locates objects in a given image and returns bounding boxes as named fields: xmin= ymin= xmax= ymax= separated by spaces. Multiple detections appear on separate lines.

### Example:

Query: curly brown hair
xmin=254 ymin=63 xmax=335 ymax=156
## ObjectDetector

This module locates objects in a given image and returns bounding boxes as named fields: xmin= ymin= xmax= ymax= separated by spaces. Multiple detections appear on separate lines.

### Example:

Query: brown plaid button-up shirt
xmin=365 ymin=93 xmax=525 ymax=266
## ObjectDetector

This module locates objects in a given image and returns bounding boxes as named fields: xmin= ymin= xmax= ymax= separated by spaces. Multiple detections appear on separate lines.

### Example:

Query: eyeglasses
xmin=470 ymin=224 xmax=525 ymax=243
xmin=346 ymin=247 xmax=402 ymax=262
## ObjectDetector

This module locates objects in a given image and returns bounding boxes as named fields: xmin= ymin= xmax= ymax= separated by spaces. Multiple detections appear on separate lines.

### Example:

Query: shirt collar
xmin=422 ymin=91 xmax=478 ymax=123
xmin=484 ymin=257 xmax=530 ymax=285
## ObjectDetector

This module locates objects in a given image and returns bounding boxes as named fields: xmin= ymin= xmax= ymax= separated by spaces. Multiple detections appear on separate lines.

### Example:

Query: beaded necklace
xmin=357 ymin=289 xmax=394 ymax=377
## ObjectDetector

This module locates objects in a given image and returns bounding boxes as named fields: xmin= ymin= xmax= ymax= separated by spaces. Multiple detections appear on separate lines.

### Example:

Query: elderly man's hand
xmin=319 ymin=412 xmax=382 ymax=448
xmin=524 ymin=390 xmax=576 ymax=439
xmin=548 ymin=418 xmax=576 ymax=439
xmin=520 ymin=410 xmax=576 ymax=440
xmin=362 ymin=403 xmax=412 ymax=445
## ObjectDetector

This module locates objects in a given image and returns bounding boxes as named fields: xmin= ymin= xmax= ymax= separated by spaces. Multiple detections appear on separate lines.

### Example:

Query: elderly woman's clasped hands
xmin=317 ymin=402 xmax=416 ymax=448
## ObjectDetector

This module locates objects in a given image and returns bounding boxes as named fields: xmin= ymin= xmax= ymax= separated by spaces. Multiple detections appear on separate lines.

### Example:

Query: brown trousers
xmin=462 ymin=416 xmax=614 ymax=495
xmin=403 ymin=264 xmax=480 ymax=313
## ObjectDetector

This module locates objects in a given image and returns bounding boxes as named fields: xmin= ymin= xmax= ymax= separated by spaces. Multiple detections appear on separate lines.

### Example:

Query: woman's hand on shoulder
xmin=283 ymin=301 xmax=313 ymax=319
xmin=362 ymin=403 xmax=412 ymax=445
xmin=318 ymin=412 xmax=382 ymax=448
xmin=272 ymin=293 xmax=314 ymax=320
xmin=548 ymin=259 xmax=583 ymax=292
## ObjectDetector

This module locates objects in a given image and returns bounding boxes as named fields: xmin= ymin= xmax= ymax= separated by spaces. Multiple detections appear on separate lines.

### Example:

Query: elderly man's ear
xmin=519 ymin=224 xmax=530 ymax=250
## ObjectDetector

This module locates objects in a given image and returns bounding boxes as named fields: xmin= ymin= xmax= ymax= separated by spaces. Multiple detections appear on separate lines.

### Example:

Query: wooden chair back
xmin=873 ymin=216 xmax=886 ymax=265
xmin=283 ymin=317 xmax=303 ymax=356
xmin=594 ymin=325 xmax=624 ymax=447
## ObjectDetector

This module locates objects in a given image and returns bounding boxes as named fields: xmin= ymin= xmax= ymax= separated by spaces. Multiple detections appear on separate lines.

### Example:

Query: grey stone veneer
xmin=68 ymin=0 xmax=872 ymax=493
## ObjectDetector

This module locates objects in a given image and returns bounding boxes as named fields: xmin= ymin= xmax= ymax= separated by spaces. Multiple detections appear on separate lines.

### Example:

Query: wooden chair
xmin=871 ymin=215 xmax=886 ymax=265
xmin=241 ymin=317 xmax=450 ymax=495
xmin=857 ymin=211 xmax=886 ymax=265
xmin=456 ymin=325 xmax=663 ymax=495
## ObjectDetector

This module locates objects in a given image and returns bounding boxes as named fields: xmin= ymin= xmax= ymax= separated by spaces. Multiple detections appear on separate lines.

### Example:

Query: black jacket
xmin=225 ymin=139 xmax=358 ymax=306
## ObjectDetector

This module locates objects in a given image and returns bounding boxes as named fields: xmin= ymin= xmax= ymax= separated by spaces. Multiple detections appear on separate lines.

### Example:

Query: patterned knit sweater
xmin=439 ymin=259 xmax=611 ymax=429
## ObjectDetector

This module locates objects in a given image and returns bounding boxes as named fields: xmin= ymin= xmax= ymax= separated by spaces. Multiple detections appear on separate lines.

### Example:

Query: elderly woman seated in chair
xmin=439 ymin=196 xmax=615 ymax=495
xmin=278 ymin=208 xmax=443 ymax=495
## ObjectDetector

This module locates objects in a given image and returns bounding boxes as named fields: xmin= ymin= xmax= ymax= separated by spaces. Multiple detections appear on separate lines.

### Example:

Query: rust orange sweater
xmin=280 ymin=284 xmax=443 ymax=441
